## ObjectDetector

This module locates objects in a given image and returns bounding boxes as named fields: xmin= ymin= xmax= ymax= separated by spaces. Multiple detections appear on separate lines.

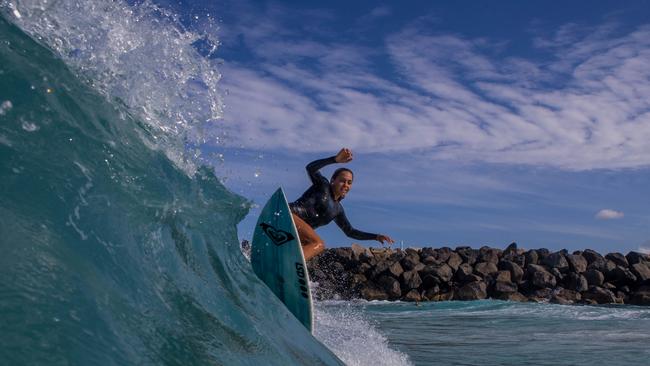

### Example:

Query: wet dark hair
xmin=330 ymin=168 xmax=354 ymax=182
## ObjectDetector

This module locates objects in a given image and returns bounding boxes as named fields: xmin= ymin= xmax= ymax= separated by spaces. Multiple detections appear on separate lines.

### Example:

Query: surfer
xmin=290 ymin=148 xmax=394 ymax=260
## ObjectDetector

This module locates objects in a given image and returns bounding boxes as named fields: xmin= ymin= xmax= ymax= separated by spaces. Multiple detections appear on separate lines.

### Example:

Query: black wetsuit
xmin=289 ymin=156 xmax=378 ymax=241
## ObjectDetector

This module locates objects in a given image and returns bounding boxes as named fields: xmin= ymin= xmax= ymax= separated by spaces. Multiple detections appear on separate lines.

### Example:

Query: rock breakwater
xmin=307 ymin=243 xmax=650 ymax=305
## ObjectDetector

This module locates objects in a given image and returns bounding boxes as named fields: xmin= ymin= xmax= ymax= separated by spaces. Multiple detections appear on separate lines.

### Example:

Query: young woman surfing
xmin=289 ymin=148 xmax=394 ymax=260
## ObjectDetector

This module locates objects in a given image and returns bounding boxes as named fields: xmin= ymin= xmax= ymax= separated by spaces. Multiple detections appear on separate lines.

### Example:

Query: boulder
xmin=401 ymin=270 xmax=423 ymax=290
xmin=607 ymin=266 xmax=637 ymax=286
xmin=588 ymin=259 xmax=616 ymax=275
xmin=454 ymin=263 xmax=474 ymax=283
xmin=388 ymin=261 xmax=404 ymax=278
xmin=536 ymin=248 xmax=550 ymax=260
xmin=582 ymin=249 xmax=605 ymax=265
xmin=351 ymin=243 xmax=372 ymax=261
xmin=495 ymin=270 xmax=512 ymax=283
xmin=422 ymin=256 xmax=439 ymax=265
xmin=630 ymin=286 xmax=650 ymax=305
xmin=446 ymin=252 xmax=463 ymax=271
xmin=564 ymin=273 xmax=589 ymax=292
xmin=369 ymin=259 xmax=391 ymax=279
xmin=377 ymin=275 xmax=402 ymax=299
xmin=421 ymin=263 xmax=454 ymax=283
xmin=493 ymin=281 xmax=517 ymax=294
xmin=605 ymin=252 xmax=629 ymax=267
xmin=497 ymin=292 xmax=528 ymax=302
xmin=421 ymin=274 xmax=440 ymax=289
xmin=543 ymin=252 xmax=570 ymax=273
xmin=626 ymin=252 xmax=649 ymax=265
xmin=566 ymin=254 xmax=588 ymax=273
xmin=552 ymin=288 xmax=581 ymax=303
xmin=474 ymin=262 xmax=499 ymax=278
xmin=583 ymin=269 xmax=605 ymax=287
xmin=360 ymin=285 xmax=388 ymax=301
xmin=527 ymin=264 xmax=557 ymax=288
xmin=630 ymin=262 xmax=650 ymax=284
xmin=457 ymin=281 xmax=487 ymax=300
xmin=403 ymin=289 xmax=422 ymax=302
xmin=400 ymin=251 xmax=422 ymax=271
xmin=524 ymin=250 xmax=539 ymax=265
xmin=503 ymin=242 xmax=518 ymax=255
xmin=456 ymin=247 xmax=479 ymax=265
xmin=422 ymin=285 xmax=440 ymax=301
xmin=498 ymin=260 xmax=524 ymax=283
xmin=582 ymin=286 xmax=617 ymax=304
xmin=478 ymin=246 xmax=501 ymax=264
xmin=435 ymin=247 xmax=454 ymax=262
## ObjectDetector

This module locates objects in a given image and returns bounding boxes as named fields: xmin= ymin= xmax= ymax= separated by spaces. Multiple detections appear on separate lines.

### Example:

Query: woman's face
xmin=331 ymin=171 xmax=353 ymax=200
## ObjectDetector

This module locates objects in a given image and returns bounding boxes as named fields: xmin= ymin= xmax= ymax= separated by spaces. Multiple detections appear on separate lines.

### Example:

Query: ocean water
xmin=320 ymin=300 xmax=650 ymax=366
xmin=2 ymin=1 xmax=649 ymax=366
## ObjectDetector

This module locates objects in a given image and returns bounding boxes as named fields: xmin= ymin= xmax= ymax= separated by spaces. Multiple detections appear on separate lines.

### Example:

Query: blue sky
xmin=172 ymin=0 xmax=650 ymax=254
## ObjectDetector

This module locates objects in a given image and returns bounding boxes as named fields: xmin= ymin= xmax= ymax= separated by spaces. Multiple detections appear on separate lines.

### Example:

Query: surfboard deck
xmin=251 ymin=188 xmax=314 ymax=332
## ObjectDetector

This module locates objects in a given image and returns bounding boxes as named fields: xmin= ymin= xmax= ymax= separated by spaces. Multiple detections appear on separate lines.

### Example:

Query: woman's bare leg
xmin=292 ymin=214 xmax=325 ymax=260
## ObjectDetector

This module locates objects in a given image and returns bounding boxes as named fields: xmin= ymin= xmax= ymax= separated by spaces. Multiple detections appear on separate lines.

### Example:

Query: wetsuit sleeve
xmin=334 ymin=210 xmax=378 ymax=241
xmin=305 ymin=156 xmax=337 ymax=185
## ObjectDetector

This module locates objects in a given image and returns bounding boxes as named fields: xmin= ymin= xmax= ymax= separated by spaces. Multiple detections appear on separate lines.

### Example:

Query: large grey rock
xmin=454 ymin=263 xmax=474 ymax=283
xmin=403 ymin=289 xmax=422 ymax=302
xmin=498 ymin=260 xmax=524 ymax=283
xmin=496 ymin=292 xmax=528 ymax=302
xmin=446 ymin=252 xmax=463 ymax=271
xmin=605 ymin=252 xmax=629 ymax=267
xmin=566 ymin=254 xmax=588 ymax=273
xmin=527 ymin=264 xmax=557 ymax=288
xmin=351 ymin=243 xmax=372 ymax=261
xmin=495 ymin=270 xmax=512 ymax=283
xmin=564 ymin=272 xmax=589 ymax=292
xmin=630 ymin=262 xmax=650 ymax=283
xmin=457 ymin=281 xmax=487 ymax=300
xmin=360 ymin=286 xmax=388 ymax=301
xmin=421 ymin=263 xmax=454 ymax=283
xmin=388 ymin=261 xmax=404 ymax=278
xmin=588 ymin=258 xmax=616 ymax=275
xmin=626 ymin=252 xmax=649 ymax=265
xmin=456 ymin=247 xmax=479 ymax=265
xmin=401 ymin=251 xmax=422 ymax=271
xmin=582 ymin=249 xmax=605 ymax=265
xmin=607 ymin=266 xmax=637 ymax=286
xmin=435 ymin=247 xmax=454 ymax=262
xmin=582 ymin=286 xmax=617 ymax=304
xmin=401 ymin=270 xmax=423 ymax=290
xmin=478 ymin=246 xmax=501 ymax=264
xmin=474 ymin=262 xmax=499 ymax=278
xmin=525 ymin=250 xmax=539 ymax=265
xmin=630 ymin=286 xmax=650 ymax=305
xmin=370 ymin=259 xmax=391 ymax=279
xmin=543 ymin=252 xmax=570 ymax=273
xmin=493 ymin=281 xmax=517 ymax=294
xmin=584 ymin=269 xmax=605 ymax=287
xmin=378 ymin=275 xmax=402 ymax=299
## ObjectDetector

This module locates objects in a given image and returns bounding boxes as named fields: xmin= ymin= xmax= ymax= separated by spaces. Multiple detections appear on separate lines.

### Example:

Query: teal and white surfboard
xmin=251 ymin=188 xmax=313 ymax=332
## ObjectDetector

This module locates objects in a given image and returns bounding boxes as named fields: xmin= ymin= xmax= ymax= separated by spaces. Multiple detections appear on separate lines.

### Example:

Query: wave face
xmin=0 ymin=10 xmax=343 ymax=365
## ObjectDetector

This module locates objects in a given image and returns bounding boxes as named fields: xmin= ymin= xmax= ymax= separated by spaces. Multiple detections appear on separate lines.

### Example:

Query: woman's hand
xmin=335 ymin=148 xmax=353 ymax=163
xmin=376 ymin=234 xmax=395 ymax=245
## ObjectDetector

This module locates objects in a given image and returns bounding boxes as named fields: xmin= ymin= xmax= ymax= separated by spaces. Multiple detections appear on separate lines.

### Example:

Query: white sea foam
xmin=2 ymin=0 xmax=225 ymax=173
xmin=314 ymin=301 xmax=412 ymax=366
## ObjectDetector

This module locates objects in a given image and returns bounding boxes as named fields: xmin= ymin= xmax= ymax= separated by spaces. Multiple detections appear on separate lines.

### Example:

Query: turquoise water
xmin=0 ymin=10 xmax=343 ymax=365
xmin=320 ymin=300 xmax=650 ymax=366
xmin=3 ymin=2 xmax=650 ymax=365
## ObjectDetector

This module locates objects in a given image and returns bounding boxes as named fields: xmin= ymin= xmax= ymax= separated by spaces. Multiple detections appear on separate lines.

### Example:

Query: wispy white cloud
xmin=217 ymin=7 xmax=650 ymax=171
xmin=638 ymin=242 xmax=650 ymax=254
xmin=596 ymin=209 xmax=625 ymax=220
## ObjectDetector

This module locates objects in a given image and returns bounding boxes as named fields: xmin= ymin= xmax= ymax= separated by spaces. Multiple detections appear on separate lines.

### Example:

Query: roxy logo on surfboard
xmin=259 ymin=223 xmax=295 ymax=246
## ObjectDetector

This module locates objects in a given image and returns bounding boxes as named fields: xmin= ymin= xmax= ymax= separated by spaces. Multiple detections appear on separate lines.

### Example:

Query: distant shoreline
xmin=307 ymin=243 xmax=650 ymax=306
